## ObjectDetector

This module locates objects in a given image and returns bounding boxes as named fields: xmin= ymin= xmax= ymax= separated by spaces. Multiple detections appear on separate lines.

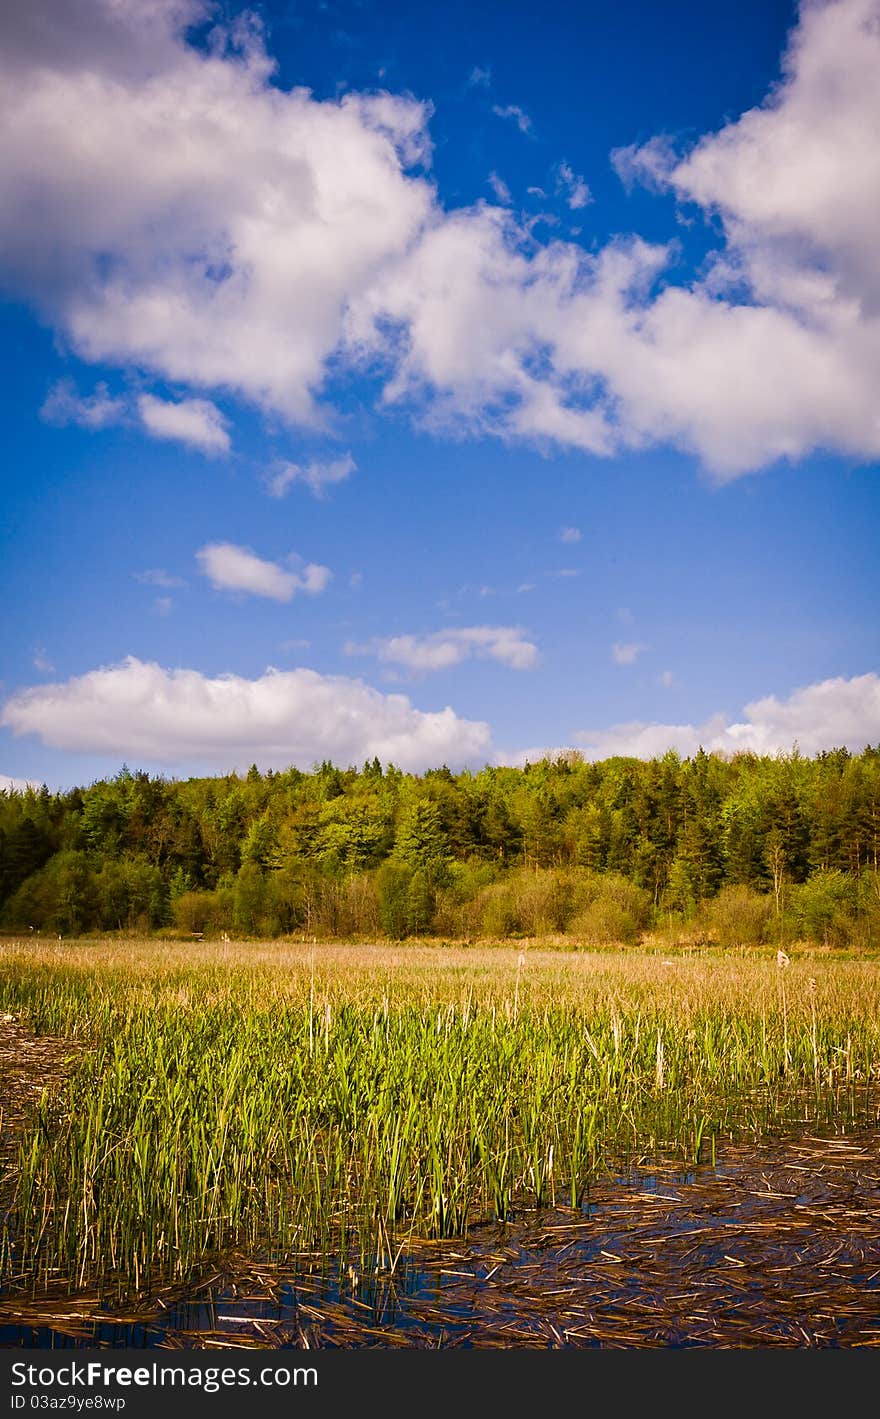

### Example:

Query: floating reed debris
xmin=0 ymin=938 xmax=879 ymax=1347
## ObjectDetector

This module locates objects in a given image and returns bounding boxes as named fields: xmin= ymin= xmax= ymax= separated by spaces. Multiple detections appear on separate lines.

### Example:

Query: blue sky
xmin=1 ymin=0 xmax=879 ymax=788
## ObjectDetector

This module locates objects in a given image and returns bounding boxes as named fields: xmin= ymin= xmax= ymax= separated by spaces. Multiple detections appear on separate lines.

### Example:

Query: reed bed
xmin=1 ymin=937 xmax=879 ymax=1303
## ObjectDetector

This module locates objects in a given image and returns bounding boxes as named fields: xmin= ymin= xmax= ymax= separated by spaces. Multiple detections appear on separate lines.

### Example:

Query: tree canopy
xmin=1 ymin=747 xmax=878 ymax=946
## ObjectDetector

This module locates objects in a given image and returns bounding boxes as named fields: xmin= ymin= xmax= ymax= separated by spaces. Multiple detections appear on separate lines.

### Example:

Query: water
xmin=4 ymin=1128 xmax=879 ymax=1349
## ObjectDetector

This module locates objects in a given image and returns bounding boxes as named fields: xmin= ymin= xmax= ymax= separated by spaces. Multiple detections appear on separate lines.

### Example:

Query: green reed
xmin=1 ymin=940 xmax=878 ymax=1297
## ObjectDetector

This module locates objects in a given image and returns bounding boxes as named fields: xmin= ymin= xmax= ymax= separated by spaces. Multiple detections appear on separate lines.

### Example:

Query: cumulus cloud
xmin=0 ymin=0 xmax=433 ymax=428
xmin=347 ymin=0 xmax=880 ymax=475
xmin=196 ymin=543 xmax=331 ymax=601
xmin=266 ymin=452 xmax=356 ymax=498
xmin=611 ymin=641 xmax=646 ymax=665
xmin=345 ymin=626 xmax=539 ymax=672
xmin=573 ymin=673 xmax=880 ymax=759
xmin=40 ymin=379 xmax=126 ymax=429
xmin=4 ymin=0 xmax=880 ymax=476
xmin=138 ymin=394 xmax=230 ymax=454
xmin=0 ymin=657 xmax=491 ymax=772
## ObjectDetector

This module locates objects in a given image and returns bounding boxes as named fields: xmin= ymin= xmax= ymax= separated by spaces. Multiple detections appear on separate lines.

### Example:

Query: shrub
xmin=172 ymin=889 xmax=231 ymax=934
xmin=477 ymin=882 xmax=520 ymax=938
xmin=568 ymin=899 xmax=640 ymax=946
xmin=702 ymin=884 xmax=772 ymax=947
xmin=787 ymin=870 xmax=859 ymax=947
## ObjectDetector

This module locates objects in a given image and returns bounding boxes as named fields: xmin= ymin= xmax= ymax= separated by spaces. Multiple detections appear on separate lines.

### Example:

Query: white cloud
xmin=0 ymin=656 xmax=491 ymax=772
xmin=611 ymin=641 xmax=646 ymax=665
xmin=468 ymin=66 xmax=491 ymax=89
xmin=138 ymin=394 xmax=230 ymax=454
xmin=135 ymin=568 xmax=185 ymax=588
xmin=555 ymin=161 xmax=590 ymax=210
xmin=492 ymin=103 xmax=532 ymax=134
xmin=558 ymin=525 xmax=582 ymax=543
xmin=196 ymin=543 xmax=331 ymax=602
xmin=487 ymin=172 xmax=512 ymax=205
xmin=346 ymin=626 xmax=539 ymax=672
xmin=40 ymin=380 xmax=230 ymax=454
xmin=266 ymin=452 xmax=356 ymax=498
xmin=0 ymin=774 xmax=39 ymax=794
xmin=32 ymin=648 xmax=55 ymax=673
xmin=5 ymin=0 xmax=880 ymax=477
xmin=600 ymin=0 xmax=880 ymax=475
xmin=0 ymin=0 xmax=433 ymax=427
xmin=573 ymin=673 xmax=880 ymax=759
xmin=669 ymin=0 xmax=880 ymax=313
xmin=153 ymin=596 xmax=173 ymax=616
xmin=351 ymin=0 xmax=880 ymax=475
xmin=40 ymin=379 xmax=126 ymax=429
xmin=659 ymin=669 xmax=674 ymax=688
xmin=611 ymin=135 xmax=677 ymax=193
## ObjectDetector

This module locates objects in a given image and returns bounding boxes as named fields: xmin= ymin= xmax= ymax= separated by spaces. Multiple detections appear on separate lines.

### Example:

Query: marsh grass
xmin=1 ymin=938 xmax=879 ymax=1300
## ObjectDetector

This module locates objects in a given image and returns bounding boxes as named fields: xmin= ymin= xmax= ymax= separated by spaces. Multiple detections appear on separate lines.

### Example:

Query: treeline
xmin=1 ymin=746 xmax=879 ymax=948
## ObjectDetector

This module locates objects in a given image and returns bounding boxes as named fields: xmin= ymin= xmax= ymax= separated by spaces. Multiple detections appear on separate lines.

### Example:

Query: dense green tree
xmin=393 ymin=800 xmax=451 ymax=874
xmin=1 ymin=746 xmax=877 ymax=945
xmin=376 ymin=860 xmax=414 ymax=937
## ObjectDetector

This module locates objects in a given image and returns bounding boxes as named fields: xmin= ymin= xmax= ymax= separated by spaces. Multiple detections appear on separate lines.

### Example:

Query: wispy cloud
xmin=40 ymin=382 xmax=231 ymax=457
xmin=135 ymin=569 xmax=186 ymax=589
xmin=611 ymin=134 xmax=677 ymax=193
xmin=611 ymin=641 xmax=646 ymax=665
xmin=266 ymin=453 xmax=356 ymax=498
xmin=487 ymin=171 xmax=512 ymax=205
xmin=32 ymin=648 xmax=54 ymax=673
xmin=491 ymin=103 xmax=532 ymax=134
xmin=40 ymin=379 xmax=125 ymax=430
xmin=558 ymin=526 xmax=582 ymax=543
xmin=555 ymin=161 xmax=591 ymax=210
xmin=345 ymin=625 xmax=538 ymax=673
xmin=196 ymin=544 xmax=331 ymax=602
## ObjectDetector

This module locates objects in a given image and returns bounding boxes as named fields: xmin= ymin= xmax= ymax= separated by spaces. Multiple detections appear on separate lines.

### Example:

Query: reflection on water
xmin=3 ymin=1130 xmax=880 ymax=1349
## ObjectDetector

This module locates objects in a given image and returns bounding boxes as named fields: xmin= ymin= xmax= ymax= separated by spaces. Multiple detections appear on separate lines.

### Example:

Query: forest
xmin=1 ymin=745 xmax=879 ymax=948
